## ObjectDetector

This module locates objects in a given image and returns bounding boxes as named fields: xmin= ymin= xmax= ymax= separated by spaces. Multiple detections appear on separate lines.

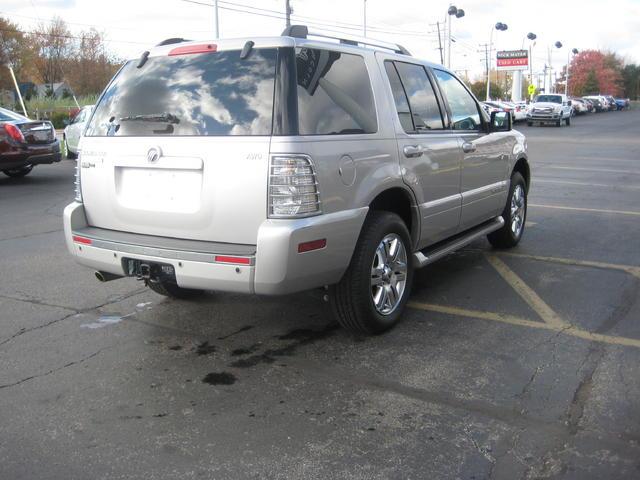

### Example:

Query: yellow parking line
xmin=408 ymin=302 xmax=640 ymax=349
xmin=539 ymin=165 xmax=640 ymax=175
xmin=529 ymin=204 xmax=640 ymax=216
xmin=497 ymin=252 xmax=640 ymax=279
xmin=485 ymin=254 xmax=568 ymax=327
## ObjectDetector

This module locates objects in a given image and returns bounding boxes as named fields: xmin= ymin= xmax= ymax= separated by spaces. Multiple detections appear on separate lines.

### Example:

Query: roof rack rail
xmin=281 ymin=25 xmax=411 ymax=56
xmin=156 ymin=38 xmax=190 ymax=47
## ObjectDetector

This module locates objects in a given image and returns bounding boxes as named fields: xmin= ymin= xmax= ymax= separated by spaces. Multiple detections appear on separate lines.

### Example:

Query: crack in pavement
xmin=0 ymin=228 xmax=63 ymax=243
xmin=0 ymin=287 xmax=148 ymax=348
xmin=0 ymin=347 xmax=108 ymax=390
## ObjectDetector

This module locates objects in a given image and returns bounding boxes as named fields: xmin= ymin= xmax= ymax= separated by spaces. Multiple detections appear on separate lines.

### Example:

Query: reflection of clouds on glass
xmin=86 ymin=49 xmax=277 ymax=137
xmin=230 ymin=79 xmax=274 ymax=135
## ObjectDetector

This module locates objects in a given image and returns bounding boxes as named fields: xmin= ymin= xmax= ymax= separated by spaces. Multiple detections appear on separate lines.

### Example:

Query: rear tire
xmin=147 ymin=280 xmax=204 ymax=299
xmin=488 ymin=171 xmax=527 ymax=249
xmin=64 ymin=138 xmax=77 ymax=159
xmin=329 ymin=211 xmax=413 ymax=335
xmin=2 ymin=165 xmax=33 ymax=178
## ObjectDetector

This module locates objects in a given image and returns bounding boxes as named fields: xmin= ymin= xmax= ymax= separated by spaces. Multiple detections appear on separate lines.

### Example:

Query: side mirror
xmin=490 ymin=111 xmax=511 ymax=132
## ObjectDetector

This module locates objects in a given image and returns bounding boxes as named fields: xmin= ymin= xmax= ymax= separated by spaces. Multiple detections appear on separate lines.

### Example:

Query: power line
xmin=177 ymin=0 xmax=437 ymax=38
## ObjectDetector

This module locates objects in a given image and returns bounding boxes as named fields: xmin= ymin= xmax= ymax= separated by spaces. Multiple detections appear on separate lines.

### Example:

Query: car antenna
xmin=137 ymin=51 xmax=150 ymax=68
xmin=240 ymin=41 xmax=254 ymax=59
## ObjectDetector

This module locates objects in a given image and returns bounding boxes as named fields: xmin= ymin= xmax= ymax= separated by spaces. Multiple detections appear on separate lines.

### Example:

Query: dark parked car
xmin=585 ymin=98 xmax=605 ymax=112
xmin=0 ymin=107 xmax=60 ymax=178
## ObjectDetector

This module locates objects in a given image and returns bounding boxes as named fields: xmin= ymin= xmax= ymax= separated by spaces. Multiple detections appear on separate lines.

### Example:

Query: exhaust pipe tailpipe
xmin=95 ymin=271 xmax=123 ymax=282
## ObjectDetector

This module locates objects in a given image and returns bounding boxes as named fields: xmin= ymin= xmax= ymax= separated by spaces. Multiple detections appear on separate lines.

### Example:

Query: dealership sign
xmin=496 ymin=50 xmax=529 ymax=70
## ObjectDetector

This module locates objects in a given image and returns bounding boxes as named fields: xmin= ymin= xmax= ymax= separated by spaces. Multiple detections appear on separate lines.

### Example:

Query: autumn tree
xmin=567 ymin=50 xmax=623 ymax=96
xmin=30 ymin=16 xmax=74 ymax=88
xmin=63 ymin=28 xmax=121 ymax=96
xmin=0 ymin=17 xmax=34 ymax=91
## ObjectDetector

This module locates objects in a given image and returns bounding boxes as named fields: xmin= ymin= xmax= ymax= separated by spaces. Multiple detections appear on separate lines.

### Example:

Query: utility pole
xmin=363 ymin=0 xmax=367 ymax=37
xmin=436 ymin=22 xmax=444 ymax=65
xmin=7 ymin=64 xmax=28 ymax=117
xmin=479 ymin=43 xmax=490 ymax=98
xmin=214 ymin=0 xmax=219 ymax=38
xmin=285 ymin=0 xmax=292 ymax=28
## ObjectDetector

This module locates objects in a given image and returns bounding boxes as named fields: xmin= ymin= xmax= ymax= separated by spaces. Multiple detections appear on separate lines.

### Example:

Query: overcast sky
xmin=3 ymin=0 xmax=640 ymax=80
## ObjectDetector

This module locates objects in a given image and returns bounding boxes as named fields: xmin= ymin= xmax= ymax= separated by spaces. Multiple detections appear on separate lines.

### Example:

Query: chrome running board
xmin=413 ymin=216 xmax=505 ymax=268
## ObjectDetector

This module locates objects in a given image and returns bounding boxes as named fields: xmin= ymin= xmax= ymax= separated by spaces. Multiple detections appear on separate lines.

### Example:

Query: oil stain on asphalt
xmin=202 ymin=372 xmax=237 ymax=385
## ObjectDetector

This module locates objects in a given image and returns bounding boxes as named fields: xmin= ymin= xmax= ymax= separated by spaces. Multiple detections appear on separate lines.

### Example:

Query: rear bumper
xmin=0 ymin=141 xmax=61 ymax=170
xmin=63 ymin=202 xmax=368 ymax=295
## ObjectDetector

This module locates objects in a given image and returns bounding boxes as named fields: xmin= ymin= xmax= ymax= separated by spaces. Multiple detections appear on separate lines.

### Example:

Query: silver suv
xmin=64 ymin=26 xmax=530 ymax=334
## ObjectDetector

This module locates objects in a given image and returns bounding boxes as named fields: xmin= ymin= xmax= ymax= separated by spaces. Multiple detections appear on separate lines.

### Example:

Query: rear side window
xmin=433 ymin=69 xmax=481 ymax=131
xmin=295 ymin=48 xmax=377 ymax=135
xmin=85 ymin=48 xmax=278 ymax=136
xmin=385 ymin=61 xmax=444 ymax=132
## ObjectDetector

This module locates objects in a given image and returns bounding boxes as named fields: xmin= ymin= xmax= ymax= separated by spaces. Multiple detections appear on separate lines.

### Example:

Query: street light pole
xmin=447 ymin=5 xmax=465 ymax=69
xmin=565 ymin=48 xmax=578 ymax=96
xmin=549 ymin=41 xmax=562 ymax=93
xmin=486 ymin=22 xmax=507 ymax=101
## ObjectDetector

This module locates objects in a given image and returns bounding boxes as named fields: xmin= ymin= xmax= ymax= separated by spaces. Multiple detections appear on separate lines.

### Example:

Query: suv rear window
xmin=295 ymin=48 xmax=377 ymax=135
xmin=85 ymin=48 xmax=278 ymax=137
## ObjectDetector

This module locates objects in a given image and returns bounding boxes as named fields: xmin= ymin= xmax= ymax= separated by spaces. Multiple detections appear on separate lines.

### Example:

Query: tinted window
xmin=85 ymin=48 xmax=278 ymax=136
xmin=384 ymin=62 xmax=414 ymax=132
xmin=393 ymin=62 xmax=444 ymax=131
xmin=296 ymin=48 xmax=376 ymax=135
xmin=434 ymin=70 xmax=481 ymax=131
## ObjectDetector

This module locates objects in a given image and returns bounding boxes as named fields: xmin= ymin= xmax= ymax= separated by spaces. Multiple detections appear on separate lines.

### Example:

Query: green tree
xmin=582 ymin=69 xmax=600 ymax=95
xmin=467 ymin=80 xmax=503 ymax=101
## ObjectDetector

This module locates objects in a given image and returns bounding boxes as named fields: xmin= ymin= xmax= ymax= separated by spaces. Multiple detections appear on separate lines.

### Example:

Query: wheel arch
xmin=368 ymin=186 xmax=420 ymax=249
xmin=512 ymin=155 xmax=531 ymax=193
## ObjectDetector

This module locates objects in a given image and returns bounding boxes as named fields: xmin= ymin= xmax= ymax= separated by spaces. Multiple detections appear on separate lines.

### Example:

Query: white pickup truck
xmin=527 ymin=94 xmax=573 ymax=127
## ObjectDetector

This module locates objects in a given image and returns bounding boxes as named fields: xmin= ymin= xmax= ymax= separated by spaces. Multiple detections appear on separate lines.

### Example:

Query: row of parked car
xmin=482 ymin=94 xmax=631 ymax=127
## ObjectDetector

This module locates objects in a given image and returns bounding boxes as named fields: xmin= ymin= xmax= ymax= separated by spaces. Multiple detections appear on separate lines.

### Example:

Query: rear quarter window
xmin=295 ymin=48 xmax=377 ymax=135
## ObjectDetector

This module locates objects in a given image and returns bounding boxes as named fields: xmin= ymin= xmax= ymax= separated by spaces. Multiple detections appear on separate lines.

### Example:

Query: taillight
xmin=268 ymin=155 xmax=321 ymax=218
xmin=3 ymin=123 xmax=25 ymax=143
xmin=74 ymin=157 xmax=82 ymax=203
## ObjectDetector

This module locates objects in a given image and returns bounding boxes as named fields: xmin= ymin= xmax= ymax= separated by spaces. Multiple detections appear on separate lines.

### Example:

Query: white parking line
xmin=537 ymin=165 xmax=640 ymax=175
xmin=535 ymin=179 xmax=640 ymax=190
xmin=529 ymin=204 xmax=640 ymax=216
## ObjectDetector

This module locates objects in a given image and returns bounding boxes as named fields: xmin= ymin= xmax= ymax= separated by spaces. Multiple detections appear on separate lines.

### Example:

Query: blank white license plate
xmin=116 ymin=167 xmax=202 ymax=213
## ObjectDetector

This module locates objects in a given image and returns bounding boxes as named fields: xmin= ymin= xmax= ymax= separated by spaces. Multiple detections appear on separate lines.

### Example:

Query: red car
xmin=1 ymin=107 xmax=61 ymax=178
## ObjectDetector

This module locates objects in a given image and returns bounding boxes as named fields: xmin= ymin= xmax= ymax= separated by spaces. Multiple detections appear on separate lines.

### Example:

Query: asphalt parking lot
xmin=1 ymin=108 xmax=639 ymax=480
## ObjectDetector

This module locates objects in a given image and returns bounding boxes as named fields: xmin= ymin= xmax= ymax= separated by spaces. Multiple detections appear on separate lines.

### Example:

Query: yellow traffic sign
xmin=528 ymin=84 xmax=536 ymax=95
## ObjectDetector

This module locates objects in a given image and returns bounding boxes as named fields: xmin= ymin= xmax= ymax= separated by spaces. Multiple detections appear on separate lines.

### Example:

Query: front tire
xmin=527 ymin=121 xmax=533 ymax=127
xmin=488 ymin=172 xmax=527 ymax=249
xmin=565 ymin=116 xmax=571 ymax=126
xmin=2 ymin=165 xmax=33 ymax=178
xmin=555 ymin=119 xmax=562 ymax=127
xmin=329 ymin=211 xmax=413 ymax=335
xmin=147 ymin=280 xmax=204 ymax=299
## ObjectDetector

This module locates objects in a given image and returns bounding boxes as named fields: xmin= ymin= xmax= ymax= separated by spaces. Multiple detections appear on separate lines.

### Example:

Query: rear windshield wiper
xmin=119 ymin=113 xmax=180 ymax=124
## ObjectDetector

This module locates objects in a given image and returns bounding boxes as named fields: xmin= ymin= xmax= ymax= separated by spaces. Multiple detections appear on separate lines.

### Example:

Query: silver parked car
xmin=64 ymin=26 xmax=530 ymax=334
xmin=63 ymin=105 xmax=93 ymax=159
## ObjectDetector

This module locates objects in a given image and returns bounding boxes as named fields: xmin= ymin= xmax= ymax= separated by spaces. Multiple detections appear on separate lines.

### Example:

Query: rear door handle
xmin=403 ymin=145 xmax=426 ymax=158
xmin=462 ymin=142 xmax=476 ymax=153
